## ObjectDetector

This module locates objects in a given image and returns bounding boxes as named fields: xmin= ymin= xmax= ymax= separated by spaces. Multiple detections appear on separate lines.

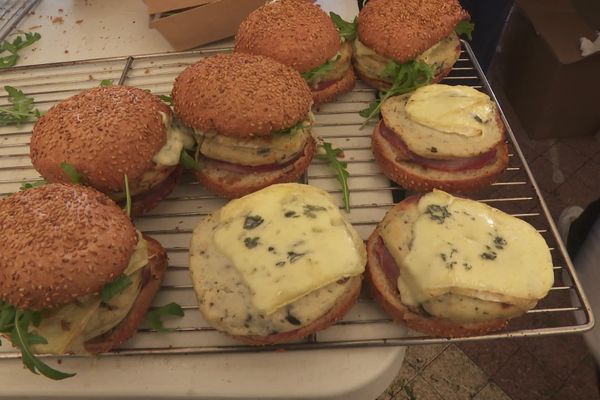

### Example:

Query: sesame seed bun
xmin=30 ymin=86 xmax=171 ymax=193
xmin=0 ymin=184 xmax=137 ymax=311
xmin=357 ymin=0 xmax=469 ymax=63
xmin=235 ymin=0 xmax=340 ymax=73
xmin=172 ymin=53 xmax=313 ymax=138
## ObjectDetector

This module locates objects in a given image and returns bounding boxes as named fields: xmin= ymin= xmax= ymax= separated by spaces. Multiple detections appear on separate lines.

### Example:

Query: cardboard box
xmin=498 ymin=0 xmax=600 ymax=138
xmin=144 ymin=0 xmax=266 ymax=51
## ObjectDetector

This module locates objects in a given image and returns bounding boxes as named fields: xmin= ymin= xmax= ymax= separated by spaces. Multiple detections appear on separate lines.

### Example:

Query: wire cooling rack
xmin=0 ymin=41 xmax=593 ymax=361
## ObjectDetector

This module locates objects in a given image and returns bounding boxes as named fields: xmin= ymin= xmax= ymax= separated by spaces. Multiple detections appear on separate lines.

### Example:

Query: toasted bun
xmin=235 ymin=0 xmax=340 ymax=73
xmin=354 ymin=57 xmax=454 ymax=91
xmin=357 ymin=0 xmax=469 ymax=62
xmin=366 ymin=228 xmax=508 ymax=337
xmin=129 ymin=166 xmax=181 ymax=216
xmin=195 ymin=136 xmax=316 ymax=198
xmin=172 ymin=53 xmax=312 ymax=138
xmin=30 ymin=86 xmax=171 ymax=193
xmin=371 ymin=122 xmax=509 ymax=192
xmin=312 ymin=67 xmax=356 ymax=105
xmin=84 ymin=234 xmax=167 ymax=354
xmin=0 ymin=184 xmax=136 ymax=310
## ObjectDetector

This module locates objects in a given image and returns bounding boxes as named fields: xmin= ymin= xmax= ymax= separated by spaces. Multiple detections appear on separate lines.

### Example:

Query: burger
xmin=235 ymin=0 xmax=356 ymax=105
xmin=372 ymin=84 xmax=509 ymax=193
xmin=171 ymin=53 xmax=315 ymax=199
xmin=354 ymin=0 xmax=471 ymax=90
xmin=366 ymin=190 xmax=554 ymax=337
xmin=189 ymin=183 xmax=366 ymax=344
xmin=0 ymin=184 xmax=167 ymax=378
xmin=30 ymin=85 xmax=195 ymax=215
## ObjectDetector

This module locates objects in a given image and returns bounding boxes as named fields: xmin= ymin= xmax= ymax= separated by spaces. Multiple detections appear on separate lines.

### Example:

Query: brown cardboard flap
xmin=143 ymin=0 xmax=215 ymax=15
xmin=517 ymin=0 xmax=599 ymax=64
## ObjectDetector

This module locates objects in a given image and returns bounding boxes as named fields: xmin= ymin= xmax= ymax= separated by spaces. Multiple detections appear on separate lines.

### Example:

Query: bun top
xmin=358 ymin=0 xmax=469 ymax=63
xmin=172 ymin=53 xmax=312 ymax=138
xmin=30 ymin=86 xmax=171 ymax=193
xmin=0 ymin=184 xmax=137 ymax=311
xmin=235 ymin=0 xmax=340 ymax=73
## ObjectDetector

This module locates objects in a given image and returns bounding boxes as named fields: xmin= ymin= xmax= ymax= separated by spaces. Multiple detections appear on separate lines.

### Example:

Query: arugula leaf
xmin=0 ymin=86 xmax=40 ymax=126
xmin=359 ymin=60 xmax=434 ymax=126
xmin=159 ymin=95 xmax=173 ymax=106
xmin=20 ymin=180 xmax=46 ymax=191
xmin=301 ymin=54 xmax=341 ymax=85
xmin=330 ymin=12 xmax=357 ymax=42
xmin=59 ymin=162 xmax=83 ymax=184
xmin=274 ymin=120 xmax=306 ymax=136
xmin=146 ymin=302 xmax=184 ymax=332
xmin=124 ymin=174 xmax=132 ymax=218
xmin=455 ymin=20 xmax=475 ymax=41
xmin=0 ymin=302 xmax=75 ymax=380
xmin=0 ymin=32 xmax=41 ymax=69
xmin=180 ymin=149 xmax=202 ymax=171
xmin=99 ymin=79 xmax=113 ymax=87
xmin=317 ymin=141 xmax=350 ymax=212
xmin=101 ymin=275 xmax=133 ymax=303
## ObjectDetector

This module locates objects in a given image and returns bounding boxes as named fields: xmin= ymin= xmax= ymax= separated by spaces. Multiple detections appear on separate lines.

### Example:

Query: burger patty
xmin=353 ymin=32 xmax=460 ymax=83
xmin=197 ymin=123 xmax=311 ymax=166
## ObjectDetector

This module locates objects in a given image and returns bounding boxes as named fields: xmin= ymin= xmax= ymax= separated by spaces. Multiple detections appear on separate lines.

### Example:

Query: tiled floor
xmin=376 ymin=61 xmax=600 ymax=399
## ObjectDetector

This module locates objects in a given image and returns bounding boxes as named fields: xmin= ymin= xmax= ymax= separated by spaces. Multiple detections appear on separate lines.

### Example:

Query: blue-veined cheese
xmin=405 ymin=85 xmax=494 ymax=137
xmin=212 ymin=183 xmax=365 ymax=315
xmin=152 ymin=112 xmax=195 ymax=166
xmin=386 ymin=191 xmax=554 ymax=309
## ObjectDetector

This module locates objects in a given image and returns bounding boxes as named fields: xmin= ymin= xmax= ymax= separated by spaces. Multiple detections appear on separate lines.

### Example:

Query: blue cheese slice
xmin=213 ymin=183 xmax=365 ymax=315
xmin=397 ymin=190 xmax=554 ymax=308
xmin=405 ymin=85 xmax=494 ymax=137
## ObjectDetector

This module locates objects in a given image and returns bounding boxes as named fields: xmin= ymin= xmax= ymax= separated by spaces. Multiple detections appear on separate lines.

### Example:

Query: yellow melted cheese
xmin=405 ymin=85 xmax=494 ymax=137
xmin=30 ymin=234 xmax=149 ymax=354
xmin=152 ymin=112 xmax=195 ymax=166
xmin=397 ymin=191 xmax=553 ymax=308
xmin=212 ymin=183 xmax=365 ymax=315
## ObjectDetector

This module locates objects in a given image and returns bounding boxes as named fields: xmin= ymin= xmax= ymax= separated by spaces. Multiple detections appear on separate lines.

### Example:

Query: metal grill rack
xmin=0 ymin=41 xmax=593 ymax=361
xmin=0 ymin=0 xmax=40 ymax=42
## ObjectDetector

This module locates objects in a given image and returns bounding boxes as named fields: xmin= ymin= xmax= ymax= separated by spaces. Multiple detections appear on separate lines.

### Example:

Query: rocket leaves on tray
xmin=99 ymin=79 xmax=113 ymax=87
xmin=146 ymin=302 xmax=185 ymax=332
xmin=455 ymin=20 xmax=475 ymax=41
xmin=0 ymin=301 xmax=76 ymax=380
xmin=0 ymin=86 xmax=41 ymax=126
xmin=318 ymin=141 xmax=350 ymax=212
xmin=359 ymin=60 xmax=434 ymax=126
xmin=330 ymin=12 xmax=357 ymax=42
xmin=0 ymin=32 xmax=41 ymax=69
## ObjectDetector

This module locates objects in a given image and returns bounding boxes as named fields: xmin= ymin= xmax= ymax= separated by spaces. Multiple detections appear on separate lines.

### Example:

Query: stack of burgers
xmin=0 ymin=0 xmax=555 ymax=381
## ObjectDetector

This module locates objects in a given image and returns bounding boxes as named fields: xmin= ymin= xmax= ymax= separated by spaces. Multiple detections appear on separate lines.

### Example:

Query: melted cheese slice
xmin=405 ymin=85 xmax=494 ymax=137
xmin=152 ymin=112 xmax=196 ymax=166
xmin=397 ymin=191 xmax=554 ymax=308
xmin=212 ymin=183 xmax=365 ymax=315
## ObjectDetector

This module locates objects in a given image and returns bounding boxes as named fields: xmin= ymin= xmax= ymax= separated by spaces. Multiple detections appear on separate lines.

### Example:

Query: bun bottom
xmin=371 ymin=122 xmax=509 ymax=193
xmin=366 ymin=230 xmax=508 ymax=337
xmin=312 ymin=68 xmax=356 ymax=105
xmin=354 ymin=63 xmax=452 ymax=91
xmin=195 ymin=136 xmax=316 ymax=199
xmin=231 ymin=275 xmax=363 ymax=345
xmin=128 ymin=166 xmax=182 ymax=216
xmin=84 ymin=234 xmax=167 ymax=354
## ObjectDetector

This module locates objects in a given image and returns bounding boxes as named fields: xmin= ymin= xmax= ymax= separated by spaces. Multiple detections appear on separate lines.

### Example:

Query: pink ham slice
xmin=379 ymin=122 xmax=498 ymax=172
xmin=312 ymin=79 xmax=338 ymax=91
xmin=375 ymin=237 xmax=401 ymax=287
xmin=201 ymin=150 xmax=303 ymax=174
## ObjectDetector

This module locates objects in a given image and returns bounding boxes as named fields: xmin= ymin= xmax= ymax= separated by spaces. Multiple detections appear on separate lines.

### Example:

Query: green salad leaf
xmin=159 ymin=95 xmax=173 ymax=106
xmin=180 ymin=149 xmax=202 ymax=171
xmin=20 ymin=180 xmax=47 ymax=191
xmin=359 ymin=60 xmax=434 ymax=126
xmin=0 ymin=302 xmax=75 ymax=380
xmin=455 ymin=20 xmax=475 ymax=41
xmin=146 ymin=302 xmax=184 ymax=332
xmin=124 ymin=174 xmax=132 ymax=218
xmin=330 ymin=12 xmax=357 ymax=42
xmin=59 ymin=162 xmax=84 ymax=184
xmin=0 ymin=86 xmax=40 ymax=126
xmin=99 ymin=79 xmax=113 ymax=87
xmin=301 ymin=54 xmax=341 ymax=85
xmin=101 ymin=275 xmax=133 ymax=303
xmin=0 ymin=32 xmax=41 ymax=69
xmin=318 ymin=141 xmax=350 ymax=212
xmin=275 ymin=120 xmax=307 ymax=136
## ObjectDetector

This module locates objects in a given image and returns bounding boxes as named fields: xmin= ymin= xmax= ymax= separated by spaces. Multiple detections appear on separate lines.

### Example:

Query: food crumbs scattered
xmin=76 ymin=19 xmax=84 ymax=24
xmin=52 ymin=16 xmax=64 ymax=24
xmin=144 ymin=69 xmax=150 ymax=74
xmin=28 ymin=25 xmax=42 ymax=30
xmin=64 ymin=50 xmax=69 ymax=54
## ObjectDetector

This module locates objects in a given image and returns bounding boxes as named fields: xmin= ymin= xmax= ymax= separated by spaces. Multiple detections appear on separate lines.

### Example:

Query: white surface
xmin=1 ymin=1 xmax=408 ymax=399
